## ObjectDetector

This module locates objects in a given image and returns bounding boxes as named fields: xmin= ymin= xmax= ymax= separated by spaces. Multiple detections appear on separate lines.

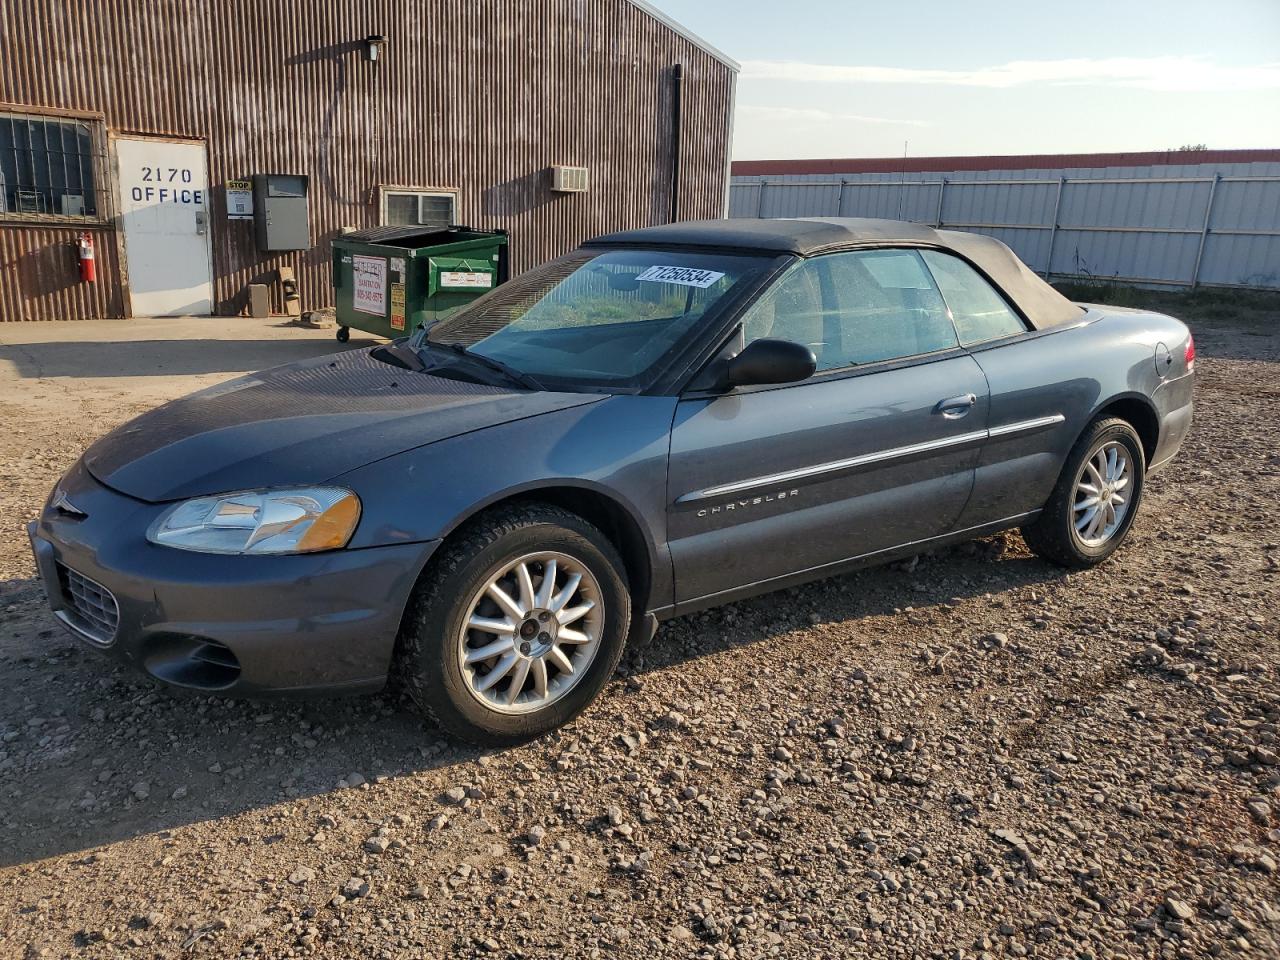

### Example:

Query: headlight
xmin=147 ymin=487 xmax=361 ymax=555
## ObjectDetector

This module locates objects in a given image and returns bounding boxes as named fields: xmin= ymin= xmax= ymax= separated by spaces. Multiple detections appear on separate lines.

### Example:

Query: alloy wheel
xmin=457 ymin=551 xmax=604 ymax=715
xmin=1072 ymin=440 xmax=1133 ymax=547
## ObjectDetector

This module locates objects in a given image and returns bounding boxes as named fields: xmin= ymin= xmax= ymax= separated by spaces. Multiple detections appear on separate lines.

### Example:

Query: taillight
xmin=1185 ymin=334 xmax=1196 ymax=370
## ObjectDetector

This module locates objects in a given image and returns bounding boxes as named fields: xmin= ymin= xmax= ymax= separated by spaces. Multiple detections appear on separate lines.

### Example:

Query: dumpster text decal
xmin=352 ymin=256 xmax=387 ymax=315
xmin=390 ymin=283 xmax=406 ymax=331
xmin=440 ymin=270 xmax=493 ymax=289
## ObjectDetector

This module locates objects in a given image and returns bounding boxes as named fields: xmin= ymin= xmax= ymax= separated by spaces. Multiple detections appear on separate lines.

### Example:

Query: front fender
xmin=335 ymin=395 xmax=679 ymax=607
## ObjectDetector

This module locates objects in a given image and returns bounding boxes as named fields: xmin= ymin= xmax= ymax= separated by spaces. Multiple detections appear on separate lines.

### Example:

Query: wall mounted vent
xmin=550 ymin=165 xmax=589 ymax=193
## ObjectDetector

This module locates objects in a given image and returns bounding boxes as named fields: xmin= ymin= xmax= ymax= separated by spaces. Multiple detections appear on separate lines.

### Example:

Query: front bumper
xmin=28 ymin=461 xmax=439 ymax=696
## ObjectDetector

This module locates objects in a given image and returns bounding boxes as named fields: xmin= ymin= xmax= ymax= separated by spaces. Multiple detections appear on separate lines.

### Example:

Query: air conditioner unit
xmin=60 ymin=194 xmax=85 ymax=216
xmin=550 ymin=165 xmax=589 ymax=193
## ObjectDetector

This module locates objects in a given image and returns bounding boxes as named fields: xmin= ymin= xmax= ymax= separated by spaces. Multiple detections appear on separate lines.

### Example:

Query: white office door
xmin=115 ymin=137 xmax=214 ymax=316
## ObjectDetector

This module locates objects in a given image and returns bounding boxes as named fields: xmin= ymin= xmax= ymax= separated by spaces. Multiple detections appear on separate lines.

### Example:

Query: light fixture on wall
xmin=364 ymin=35 xmax=388 ymax=62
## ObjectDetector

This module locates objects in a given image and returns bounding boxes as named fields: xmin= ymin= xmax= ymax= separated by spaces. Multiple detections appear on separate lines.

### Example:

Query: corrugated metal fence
xmin=729 ymin=160 xmax=1280 ymax=290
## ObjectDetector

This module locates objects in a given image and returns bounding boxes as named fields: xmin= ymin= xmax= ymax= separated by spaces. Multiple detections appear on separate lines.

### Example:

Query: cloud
xmin=741 ymin=56 xmax=1280 ymax=93
xmin=737 ymin=105 xmax=926 ymax=127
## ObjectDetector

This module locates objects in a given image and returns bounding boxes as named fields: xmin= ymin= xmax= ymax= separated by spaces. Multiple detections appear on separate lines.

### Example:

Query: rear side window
xmin=920 ymin=250 xmax=1026 ymax=345
xmin=740 ymin=248 xmax=958 ymax=372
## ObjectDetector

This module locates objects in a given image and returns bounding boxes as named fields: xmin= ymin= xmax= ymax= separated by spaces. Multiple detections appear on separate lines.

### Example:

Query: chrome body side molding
xmin=676 ymin=414 xmax=1066 ymax=505
xmin=986 ymin=414 xmax=1066 ymax=438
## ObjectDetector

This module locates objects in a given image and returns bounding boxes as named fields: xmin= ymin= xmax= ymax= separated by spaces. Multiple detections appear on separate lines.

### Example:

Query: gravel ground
xmin=0 ymin=300 xmax=1277 ymax=959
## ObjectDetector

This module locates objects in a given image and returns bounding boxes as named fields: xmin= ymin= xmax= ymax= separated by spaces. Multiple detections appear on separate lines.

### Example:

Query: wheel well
xmin=1095 ymin=397 xmax=1159 ymax=465
xmin=450 ymin=488 xmax=654 ymax=611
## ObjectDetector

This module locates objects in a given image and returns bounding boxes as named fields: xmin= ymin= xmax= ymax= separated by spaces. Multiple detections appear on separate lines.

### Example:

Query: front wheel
xmin=397 ymin=503 xmax=631 ymax=745
xmin=1021 ymin=417 xmax=1146 ymax=569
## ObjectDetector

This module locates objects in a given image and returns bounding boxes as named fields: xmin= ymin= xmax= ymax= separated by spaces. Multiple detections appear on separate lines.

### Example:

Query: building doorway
xmin=114 ymin=136 xmax=213 ymax=316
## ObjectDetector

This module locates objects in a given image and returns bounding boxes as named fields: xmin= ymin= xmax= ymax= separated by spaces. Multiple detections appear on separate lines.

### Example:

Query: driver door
xmin=666 ymin=248 xmax=989 ymax=610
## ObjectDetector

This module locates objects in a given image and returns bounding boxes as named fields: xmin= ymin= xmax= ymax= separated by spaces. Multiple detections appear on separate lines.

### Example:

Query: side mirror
xmin=725 ymin=338 xmax=817 ymax=387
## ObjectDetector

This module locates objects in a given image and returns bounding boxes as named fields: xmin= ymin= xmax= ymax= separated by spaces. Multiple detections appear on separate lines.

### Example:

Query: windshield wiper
xmin=370 ymin=341 xmax=426 ymax=372
xmin=427 ymin=342 xmax=545 ymax=391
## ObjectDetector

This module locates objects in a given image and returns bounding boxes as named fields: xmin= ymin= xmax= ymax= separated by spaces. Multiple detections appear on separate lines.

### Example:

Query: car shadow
xmin=0 ymin=336 xmax=378 ymax=381
xmin=0 ymin=534 xmax=1067 ymax=868
xmin=628 ymin=539 xmax=1065 ymax=674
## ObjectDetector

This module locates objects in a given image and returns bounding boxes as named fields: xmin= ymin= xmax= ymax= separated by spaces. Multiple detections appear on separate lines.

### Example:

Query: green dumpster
xmin=331 ymin=225 xmax=509 ymax=342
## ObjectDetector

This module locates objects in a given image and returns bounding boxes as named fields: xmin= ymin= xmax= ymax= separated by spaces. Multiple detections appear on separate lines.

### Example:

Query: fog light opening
xmin=143 ymin=636 xmax=242 ymax=690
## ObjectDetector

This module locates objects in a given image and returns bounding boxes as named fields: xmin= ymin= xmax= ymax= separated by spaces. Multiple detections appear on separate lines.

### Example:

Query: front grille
xmin=56 ymin=564 xmax=119 ymax=646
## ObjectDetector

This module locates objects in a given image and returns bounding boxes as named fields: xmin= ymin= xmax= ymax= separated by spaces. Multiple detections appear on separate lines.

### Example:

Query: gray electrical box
xmin=253 ymin=174 xmax=310 ymax=251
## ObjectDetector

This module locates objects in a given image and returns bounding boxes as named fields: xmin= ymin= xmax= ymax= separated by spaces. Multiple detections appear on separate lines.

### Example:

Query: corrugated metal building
xmin=0 ymin=0 xmax=737 ymax=321
xmin=730 ymin=150 xmax=1280 ymax=290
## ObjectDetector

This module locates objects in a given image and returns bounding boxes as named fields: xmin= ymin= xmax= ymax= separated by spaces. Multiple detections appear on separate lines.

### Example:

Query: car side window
xmin=920 ymin=249 xmax=1027 ymax=345
xmin=741 ymin=258 xmax=826 ymax=355
xmin=740 ymin=249 xmax=958 ymax=372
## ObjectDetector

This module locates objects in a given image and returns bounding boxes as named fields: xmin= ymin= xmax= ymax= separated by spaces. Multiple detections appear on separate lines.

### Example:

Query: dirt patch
xmin=0 ymin=311 xmax=1277 ymax=958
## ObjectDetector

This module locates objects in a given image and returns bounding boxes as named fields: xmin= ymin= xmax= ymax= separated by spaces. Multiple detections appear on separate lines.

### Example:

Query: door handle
xmin=935 ymin=393 xmax=977 ymax=419
xmin=195 ymin=211 xmax=208 ymax=236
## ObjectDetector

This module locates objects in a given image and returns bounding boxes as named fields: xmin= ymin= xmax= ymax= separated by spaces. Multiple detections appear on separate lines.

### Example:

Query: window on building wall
xmin=381 ymin=188 xmax=457 ymax=228
xmin=0 ymin=111 xmax=106 ymax=221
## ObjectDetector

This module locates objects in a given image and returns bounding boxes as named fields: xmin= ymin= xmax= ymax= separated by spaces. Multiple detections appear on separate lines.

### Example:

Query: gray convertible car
xmin=29 ymin=218 xmax=1194 ymax=743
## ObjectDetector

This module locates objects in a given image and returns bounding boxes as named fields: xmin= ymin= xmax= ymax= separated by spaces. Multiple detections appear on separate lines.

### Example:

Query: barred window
xmin=0 ymin=111 xmax=107 ymax=222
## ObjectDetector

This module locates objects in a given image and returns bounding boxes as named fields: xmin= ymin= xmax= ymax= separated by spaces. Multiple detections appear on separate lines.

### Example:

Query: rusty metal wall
xmin=0 ymin=225 xmax=124 ymax=321
xmin=0 ymin=0 xmax=735 ymax=320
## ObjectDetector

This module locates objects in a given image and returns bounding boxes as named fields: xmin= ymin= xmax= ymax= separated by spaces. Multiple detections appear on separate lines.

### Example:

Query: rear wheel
xmin=1021 ymin=417 xmax=1145 ymax=569
xmin=398 ymin=503 xmax=630 ymax=745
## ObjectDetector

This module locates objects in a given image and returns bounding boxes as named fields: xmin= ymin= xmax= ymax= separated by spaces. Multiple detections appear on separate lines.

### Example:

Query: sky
xmin=648 ymin=0 xmax=1280 ymax=161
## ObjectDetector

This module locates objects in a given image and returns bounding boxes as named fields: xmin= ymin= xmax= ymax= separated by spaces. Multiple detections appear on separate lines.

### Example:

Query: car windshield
xmin=418 ymin=248 xmax=774 ymax=390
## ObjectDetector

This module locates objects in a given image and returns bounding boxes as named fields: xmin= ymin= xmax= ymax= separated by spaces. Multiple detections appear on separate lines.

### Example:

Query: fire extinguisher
xmin=78 ymin=232 xmax=96 ymax=283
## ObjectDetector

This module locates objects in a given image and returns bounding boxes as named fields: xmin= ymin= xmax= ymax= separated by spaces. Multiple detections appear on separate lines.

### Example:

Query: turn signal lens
xmin=148 ymin=487 xmax=361 ymax=555
xmin=296 ymin=493 xmax=362 ymax=552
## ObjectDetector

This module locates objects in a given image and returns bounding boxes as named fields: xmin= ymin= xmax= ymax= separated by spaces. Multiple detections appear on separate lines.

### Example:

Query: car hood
xmin=83 ymin=348 xmax=603 ymax=502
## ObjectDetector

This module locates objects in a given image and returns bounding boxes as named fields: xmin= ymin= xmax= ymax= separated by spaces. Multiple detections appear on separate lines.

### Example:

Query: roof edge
xmin=583 ymin=217 xmax=1081 ymax=330
xmin=624 ymin=0 xmax=739 ymax=72
xmin=732 ymin=148 xmax=1280 ymax=177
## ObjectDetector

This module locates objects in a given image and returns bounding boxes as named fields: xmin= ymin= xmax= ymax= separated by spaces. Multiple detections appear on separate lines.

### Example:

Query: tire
xmin=397 ymin=503 xmax=631 ymax=745
xmin=1021 ymin=417 xmax=1146 ymax=569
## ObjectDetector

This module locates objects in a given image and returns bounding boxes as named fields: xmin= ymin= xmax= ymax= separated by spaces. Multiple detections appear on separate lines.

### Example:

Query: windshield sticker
xmin=635 ymin=265 xmax=726 ymax=288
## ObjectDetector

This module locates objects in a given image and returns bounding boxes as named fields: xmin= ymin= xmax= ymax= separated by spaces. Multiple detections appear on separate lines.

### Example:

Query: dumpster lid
xmin=338 ymin=225 xmax=506 ymax=247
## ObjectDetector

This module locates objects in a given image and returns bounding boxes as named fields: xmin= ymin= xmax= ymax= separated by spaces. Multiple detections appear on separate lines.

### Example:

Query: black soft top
xmin=587 ymin=217 xmax=1083 ymax=330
